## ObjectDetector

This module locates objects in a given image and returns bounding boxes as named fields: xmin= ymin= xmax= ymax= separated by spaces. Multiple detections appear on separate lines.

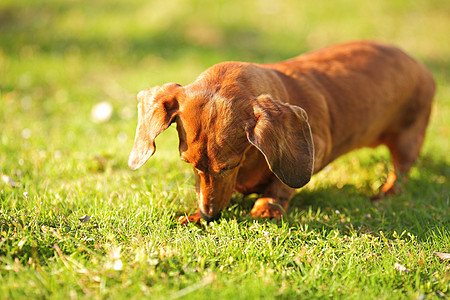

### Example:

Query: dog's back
xmin=263 ymin=41 xmax=435 ymax=170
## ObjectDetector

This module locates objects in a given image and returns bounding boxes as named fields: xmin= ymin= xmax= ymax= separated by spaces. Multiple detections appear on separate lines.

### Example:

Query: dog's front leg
xmin=250 ymin=178 xmax=296 ymax=221
xmin=178 ymin=209 xmax=203 ymax=226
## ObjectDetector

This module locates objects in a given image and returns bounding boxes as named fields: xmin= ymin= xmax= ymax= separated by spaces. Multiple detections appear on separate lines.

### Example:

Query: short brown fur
xmin=129 ymin=41 xmax=435 ymax=222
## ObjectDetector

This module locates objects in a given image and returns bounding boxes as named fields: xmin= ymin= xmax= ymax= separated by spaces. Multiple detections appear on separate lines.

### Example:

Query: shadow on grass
xmin=228 ymin=154 xmax=449 ymax=241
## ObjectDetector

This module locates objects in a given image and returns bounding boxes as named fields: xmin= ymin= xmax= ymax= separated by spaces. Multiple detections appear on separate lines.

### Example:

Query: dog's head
xmin=129 ymin=71 xmax=314 ymax=221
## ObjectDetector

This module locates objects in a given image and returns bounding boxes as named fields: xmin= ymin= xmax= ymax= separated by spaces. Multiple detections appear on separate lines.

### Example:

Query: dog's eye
xmin=219 ymin=156 xmax=244 ymax=174
xmin=220 ymin=162 xmax=240 ymax=173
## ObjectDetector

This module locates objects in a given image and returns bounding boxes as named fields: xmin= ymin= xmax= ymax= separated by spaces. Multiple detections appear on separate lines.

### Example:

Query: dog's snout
xmin=199 ymin=209 xmax=222 ymax=223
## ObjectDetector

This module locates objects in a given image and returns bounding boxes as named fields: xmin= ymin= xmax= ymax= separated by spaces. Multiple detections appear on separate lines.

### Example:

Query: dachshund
xmin=128 ymin=41 xmax=435 ymax=223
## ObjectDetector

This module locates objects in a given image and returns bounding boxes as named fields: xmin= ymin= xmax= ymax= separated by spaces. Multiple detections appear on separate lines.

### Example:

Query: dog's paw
xmin=370 ymin=171 xmax=405 ymax=202
xmin=250 ymin=198 xmax=285 ymax=221
xmin=178 ymin=213 xmax=202 ymax=227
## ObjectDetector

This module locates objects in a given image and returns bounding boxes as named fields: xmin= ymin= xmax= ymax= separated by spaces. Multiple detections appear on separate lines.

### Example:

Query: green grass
xmin=1 ymin=0 xmax=449 ymax=299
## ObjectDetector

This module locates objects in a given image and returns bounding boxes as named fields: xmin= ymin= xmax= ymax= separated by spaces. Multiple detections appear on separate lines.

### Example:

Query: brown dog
xmin=128 ymin=41 xmax=435 ymax=223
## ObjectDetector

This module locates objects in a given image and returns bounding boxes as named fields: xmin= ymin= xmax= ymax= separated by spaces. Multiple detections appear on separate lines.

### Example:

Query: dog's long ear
xmin=128 ymin=83 xmax=182 ymax=170
xmin=245 ymin=95 xmax=314 ymax=188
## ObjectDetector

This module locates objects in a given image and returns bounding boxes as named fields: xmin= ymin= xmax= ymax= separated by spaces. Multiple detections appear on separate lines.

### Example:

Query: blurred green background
xmin=1 ymin=0 xmax=449 ymax=161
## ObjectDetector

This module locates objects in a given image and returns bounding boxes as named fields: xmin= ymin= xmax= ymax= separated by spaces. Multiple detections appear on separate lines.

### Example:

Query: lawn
xmin=0 ymin=0 xmax=449 ymax=299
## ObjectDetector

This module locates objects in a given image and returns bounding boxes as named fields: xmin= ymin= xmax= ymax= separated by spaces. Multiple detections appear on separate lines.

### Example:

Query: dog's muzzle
xmin=199 ymin=209 xmax=222 ymax=223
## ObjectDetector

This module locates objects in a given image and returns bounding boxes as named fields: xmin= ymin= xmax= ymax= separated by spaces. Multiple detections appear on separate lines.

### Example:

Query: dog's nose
xmin=199 ymin=209 xmax=222 ymax=223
